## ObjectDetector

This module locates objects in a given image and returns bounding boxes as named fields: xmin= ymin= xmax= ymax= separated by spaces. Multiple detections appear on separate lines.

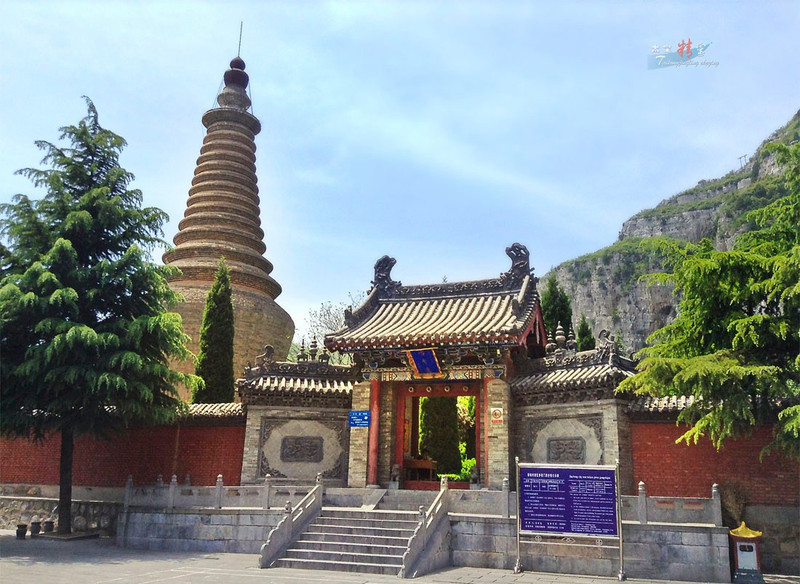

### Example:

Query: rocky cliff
xmin=544 ymin=109 xmax=799 ymax=353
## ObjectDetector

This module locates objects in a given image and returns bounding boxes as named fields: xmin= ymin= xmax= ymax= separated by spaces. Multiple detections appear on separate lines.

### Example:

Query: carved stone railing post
xmin=168 ymin=475 xmax=177 ymax=510
xmin=263 ymin=475 xmax=272 ymax=509
xmin=316 ymin=472 xmax=324 ymax=496
xmin=123 ymin=475 xmax=133 ymax=510
xmin=502 ymin=477 xmax=510 ymax=518
xmin=215 ymin=474 xmax=224 ymax=509
xmin=439 ymin=475 xmax=449 ymax=491
xmin=711 ymin=483 xmax=722 ymax=527
xmin=638 ymin=481 xmax=648 ymax=524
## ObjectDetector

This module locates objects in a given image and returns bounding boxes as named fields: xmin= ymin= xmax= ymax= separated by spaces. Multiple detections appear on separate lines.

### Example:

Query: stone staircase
xmin=269 ymin=507 xmax=421 ymax=575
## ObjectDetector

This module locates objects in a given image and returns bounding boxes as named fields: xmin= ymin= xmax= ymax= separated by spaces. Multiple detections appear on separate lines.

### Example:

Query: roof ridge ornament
xmin=502 ymin=243 xmax=534 ymax=287
xmin=371 ymin=255 xmax=402 ymax=297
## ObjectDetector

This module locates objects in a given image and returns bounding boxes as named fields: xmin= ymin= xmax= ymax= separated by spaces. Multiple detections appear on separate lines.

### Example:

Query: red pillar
xmin=394 ymin=389 xmax=405 ymax=467
xmin=367 ymin=378 xmax=381 ymax=486
xmin=474 ymin=384 xmax=482 ymax=483
xmin=482 ymin=376 xmax=490 ymax=487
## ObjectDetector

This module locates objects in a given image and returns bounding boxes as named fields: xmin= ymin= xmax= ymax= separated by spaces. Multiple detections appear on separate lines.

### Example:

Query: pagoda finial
xmin=218 ymin=57 xmax=251 ymax=110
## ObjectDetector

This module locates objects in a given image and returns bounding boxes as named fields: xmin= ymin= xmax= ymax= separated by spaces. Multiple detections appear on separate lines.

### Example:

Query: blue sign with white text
xmin=518 ymin=465 xmax=618 ymax=537
xmin=349 ymin=411 xmax=371 ymax=427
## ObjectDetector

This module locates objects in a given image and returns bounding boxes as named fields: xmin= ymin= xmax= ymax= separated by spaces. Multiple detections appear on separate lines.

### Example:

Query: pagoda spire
xmin=164 ymin=56 xmax=281 ymax=299
xmin=163 ymin=58 xmax=294 ymax=389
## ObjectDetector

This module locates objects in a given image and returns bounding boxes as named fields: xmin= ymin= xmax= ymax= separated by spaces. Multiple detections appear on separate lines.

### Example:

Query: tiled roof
xmin=510 ymin=346 xmax=638 ymax=405
xmin=240 ymin=374 xmax=354 ymax=395
xmin=512 ymin=361 xmax=635 ymax=393
xmin=325 ymin=244 xmax=544 ymax=352
xmin=628 ymin=395 xmax=695 ymax=415
xmin=237 ymin=357 xmax=357 ymax=407
xmin=185 ymin=402 xmax=244 ymax=418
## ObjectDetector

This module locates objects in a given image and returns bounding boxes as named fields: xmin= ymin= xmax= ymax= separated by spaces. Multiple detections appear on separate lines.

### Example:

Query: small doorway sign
xmin=349 ymin=410 xmax=371 ymax=427
xmin=490 ymin=407 xmax=504 ymax=424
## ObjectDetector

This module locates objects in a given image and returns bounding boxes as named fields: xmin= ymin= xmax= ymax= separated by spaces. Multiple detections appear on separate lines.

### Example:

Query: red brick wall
xmin=0 ymin=424 xmax=245 ymax=487
xmin=631 ymin=422 xmax=800 ymax=506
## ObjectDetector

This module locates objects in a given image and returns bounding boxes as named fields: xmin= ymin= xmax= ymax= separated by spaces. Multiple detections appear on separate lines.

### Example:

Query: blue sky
xmin=1 ymin=1 xmax=799 ymax=342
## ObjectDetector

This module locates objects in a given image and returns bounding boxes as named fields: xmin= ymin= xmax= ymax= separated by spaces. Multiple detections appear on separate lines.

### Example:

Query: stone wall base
xmin=117 ymin=508 xmax=283 ymax=553
xmin=451 ymin=515 xmax=730 ymax=582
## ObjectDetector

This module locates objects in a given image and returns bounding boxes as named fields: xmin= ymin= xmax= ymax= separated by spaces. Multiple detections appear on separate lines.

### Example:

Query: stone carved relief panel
xmin=258 ymin=416 xmax=348 ymax=481
xmin=525 ymin=414 xmax=603 ymax=465
xmin=546 ymin=437 xmax=586 ymax=464
xmin=280 ymin=436 xmax=324 ymax=463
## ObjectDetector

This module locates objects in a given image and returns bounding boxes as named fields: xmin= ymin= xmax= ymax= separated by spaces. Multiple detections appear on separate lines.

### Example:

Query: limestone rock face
xmin=164 ymin=58 xmax=294 ymax=392
xmin=546 ymin=109 xmax=799 ymax=352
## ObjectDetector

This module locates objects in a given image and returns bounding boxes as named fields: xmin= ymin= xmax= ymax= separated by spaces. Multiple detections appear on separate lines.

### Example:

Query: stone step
xmin=282 ymin=547 xmax=404 ymax=566
xmin=292 ymin=539 xmax=408 ymax=556
xmin=374 ymin=491 xmax=437 ymax=510
xmin=319 ymin=507 xmax=419 ymax=521
xmin=272 ymin=556 xmax=401 ymax=576
xmin=313 ymin=515 xmax=419 ymax=530
xmin=301 ymin=530 xmax=411 ymax=548
xmin=305 ymin=522 xmax=415 ymax=538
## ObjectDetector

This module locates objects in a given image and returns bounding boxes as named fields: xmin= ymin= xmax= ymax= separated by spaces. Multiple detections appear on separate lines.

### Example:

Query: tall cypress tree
xmin=193 ymin=258 xmax=235 ymax=403
xmin=0 ymin=99 xmax=196 ymax=534
xmin=540 ymin=276 xmax=573 ymax=336
xmin=419 ymin=396 xmax=461 ymax=475
xmin=576 ymin=313 xmax=596 ymax=351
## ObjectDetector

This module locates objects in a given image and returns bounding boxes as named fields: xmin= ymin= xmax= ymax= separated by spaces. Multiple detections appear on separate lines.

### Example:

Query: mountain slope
xmin=544 ymin=109 xmax=800 ymax=352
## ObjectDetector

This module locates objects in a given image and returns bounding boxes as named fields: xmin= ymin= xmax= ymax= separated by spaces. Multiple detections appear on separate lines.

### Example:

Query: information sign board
xmin=518 ymin=464 xmax=618 ymax=537
xmin=349 ymin=410 xmax=370 ymax=427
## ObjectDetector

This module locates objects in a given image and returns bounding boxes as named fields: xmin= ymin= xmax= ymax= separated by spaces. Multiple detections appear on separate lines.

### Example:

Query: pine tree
xmin=619 ymin=142 xmax=800 ymax=458
xmin=418 ymin=396 xmax=462 ymax=475
xmin=193 ymin=258 xmax=235 ymax=403
xmin=576 ymin=313 xmax=596 ymax=351
xmin=540 ymin=276 xmax=573 ymax=337
xmin=0 ymin=99 xmax=197 ymax=533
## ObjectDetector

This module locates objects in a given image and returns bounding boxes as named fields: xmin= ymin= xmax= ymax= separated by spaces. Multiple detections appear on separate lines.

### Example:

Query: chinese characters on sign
xmin=648 ymin=39 xmax=717 ymax=69
xmin=518 ymin=465 xmax=618 ymax=537
xmin=349 ymin=411 xmax=370 ymax=427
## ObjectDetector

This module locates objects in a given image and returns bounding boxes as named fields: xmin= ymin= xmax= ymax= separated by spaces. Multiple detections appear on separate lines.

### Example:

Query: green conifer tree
xmin=0 ymin=99 xmax=197 ymax=533
xmin=619 ymin=142 xmax=800 ymax=458
xmin=540 ymin=276 xmax=573 ymax=336
xmin=576 ymin=313 xmax=596 ymax=351
xmin=418 ymin=396 xmax=462 ymax=475
xmin=193 ymin=258 xmax=235 ymax=403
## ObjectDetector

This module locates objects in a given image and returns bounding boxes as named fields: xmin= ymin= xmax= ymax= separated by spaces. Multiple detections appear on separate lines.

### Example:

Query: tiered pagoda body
xmin=164 ymin=57 xmax=294 ymax=391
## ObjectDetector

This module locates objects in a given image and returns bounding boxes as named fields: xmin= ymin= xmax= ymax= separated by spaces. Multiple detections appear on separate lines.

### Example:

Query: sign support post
xmin=514 ymin=456 xmax=522 ymax=573
xmin=615 ymin=460 xmax=626 ymax=581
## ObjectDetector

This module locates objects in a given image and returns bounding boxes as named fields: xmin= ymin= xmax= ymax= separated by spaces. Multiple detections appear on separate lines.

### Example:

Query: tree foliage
xmin=540 ymin=276 xmax=573 ymax=337
xmin=193 ymin=258 xmax=234 ymax=403
xmin=576 ymin=313 xmax=596 ymax=351
xmin=419 ymin=396 xmax=462 ymax=475
xmin=303 ymin=291 xmax=365 ymax=365
xmin=619 ymin=142 xmax=800 ymax=458
xmin=0 ymin=99 xmax=197 ymax=532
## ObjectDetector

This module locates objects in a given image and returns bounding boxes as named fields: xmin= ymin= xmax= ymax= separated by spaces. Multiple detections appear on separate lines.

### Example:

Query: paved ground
xmin=1 ymin=531 xmax=797 ymax=584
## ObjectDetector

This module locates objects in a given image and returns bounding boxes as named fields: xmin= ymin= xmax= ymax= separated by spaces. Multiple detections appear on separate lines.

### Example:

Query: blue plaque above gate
xmin=349 ymin=410 xmax=371 ymax=427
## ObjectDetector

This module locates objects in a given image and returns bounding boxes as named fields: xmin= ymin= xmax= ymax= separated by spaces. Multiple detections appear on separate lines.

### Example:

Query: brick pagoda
xmin=164 ymin=57 xmax=294 ymax=390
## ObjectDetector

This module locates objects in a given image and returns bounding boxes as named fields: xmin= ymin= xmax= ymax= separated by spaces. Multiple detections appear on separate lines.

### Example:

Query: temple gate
xmin=325 ymin=243 xmax=547 ymax=490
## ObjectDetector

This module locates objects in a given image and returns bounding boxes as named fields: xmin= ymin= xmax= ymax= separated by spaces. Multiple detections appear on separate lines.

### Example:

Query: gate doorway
xmin=393 ymin=382 xmax=482 ymax=490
